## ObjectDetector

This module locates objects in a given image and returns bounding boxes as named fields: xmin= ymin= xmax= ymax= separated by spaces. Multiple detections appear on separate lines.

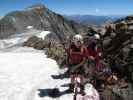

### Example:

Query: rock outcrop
xmin=23 ymin=32 xmax=66 ymax=65
xmin=101 ymin=15 xmax=133 ymax=83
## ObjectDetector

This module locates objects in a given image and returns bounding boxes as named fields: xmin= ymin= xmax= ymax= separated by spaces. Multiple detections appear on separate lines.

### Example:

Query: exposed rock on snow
xmin=23 ymin=36 xmax=45 ymax=49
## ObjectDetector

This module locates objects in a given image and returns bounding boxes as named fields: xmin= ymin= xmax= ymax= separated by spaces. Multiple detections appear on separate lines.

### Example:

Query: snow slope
xmin=0 ymin=47 xmax=72 ymax=100
xmin=0 ymin=29 xmax=99 ymax=100
xmin=0 ymin=46 xmax=100 ymax=100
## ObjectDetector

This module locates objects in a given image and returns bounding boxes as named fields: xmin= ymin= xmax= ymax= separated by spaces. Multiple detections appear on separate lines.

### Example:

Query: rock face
xmin=102 ymin=15 xmax=133 ymax=83
xmin=23 ymin=31 xmax=66 ymax=65
xmin=0 ymin=4 xmax=88 ymax=41
xmin=23 ymin=36 xmax=45 ymax=49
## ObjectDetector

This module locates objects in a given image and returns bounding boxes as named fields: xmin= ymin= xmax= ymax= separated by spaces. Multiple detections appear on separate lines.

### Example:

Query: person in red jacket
xmin=87 ymin=34 xmax=102 ymax=71
xmin=67 ymin=34 xmax=88 ymax=93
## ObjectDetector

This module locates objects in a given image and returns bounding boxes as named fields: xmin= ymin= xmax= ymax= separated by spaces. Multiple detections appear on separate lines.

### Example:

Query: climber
xmin=87 ymin=34 xmax=102 ymax=71
xmin=66 ymin=34 xmax=88 ymax=94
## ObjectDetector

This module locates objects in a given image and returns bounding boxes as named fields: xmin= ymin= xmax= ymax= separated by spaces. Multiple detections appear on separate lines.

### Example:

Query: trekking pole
xmin=73 ymin=74 xmax=78 ymax=100
xmin=73 ymin=73 xmax=81 ymax=100
xmin=73 ymin=86 xmax=77 ymax=100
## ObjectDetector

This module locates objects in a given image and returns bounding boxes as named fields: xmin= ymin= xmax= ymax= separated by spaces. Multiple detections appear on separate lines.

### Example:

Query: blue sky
xmin=0 ymin=0 xmax=133 ymax=16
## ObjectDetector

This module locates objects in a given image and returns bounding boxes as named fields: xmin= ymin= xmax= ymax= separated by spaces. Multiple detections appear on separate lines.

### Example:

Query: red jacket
xmin=67 ymin=43 xmax=87 ymax=65
xmin=87 ymin=45 xmax=102 ymax=71
xmin=87 ymin=45 xmax=101 ymax=62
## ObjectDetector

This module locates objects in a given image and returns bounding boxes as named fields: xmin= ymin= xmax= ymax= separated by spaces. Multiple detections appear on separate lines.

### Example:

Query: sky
xmin=0 ymin=0 xmax=133 ymax=16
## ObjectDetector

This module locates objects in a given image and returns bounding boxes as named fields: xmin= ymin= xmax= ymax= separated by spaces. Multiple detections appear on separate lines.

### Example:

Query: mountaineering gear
xmin=72 ymin=74 xmax=85 ymax=100
xmin=69 ymin=83 xmax=74 ymax=92
xmin=73 ymin=34 xmax=83 ymax=43
xmin=73 ymin=75 xmax=80 ymax=100
xmin=79 ymin=84 xmax=85 ymax=95
xmin=94 ymin=34 xmax=100 ymax=40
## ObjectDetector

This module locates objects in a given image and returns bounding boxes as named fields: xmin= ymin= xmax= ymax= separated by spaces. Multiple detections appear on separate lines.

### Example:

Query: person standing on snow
xmin=67 ymin=34 xmax=88 ymax=94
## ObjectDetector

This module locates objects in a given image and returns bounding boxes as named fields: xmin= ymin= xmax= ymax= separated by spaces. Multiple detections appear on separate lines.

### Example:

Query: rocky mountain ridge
xmin=0 ymin=4 xmax=88 ymax=42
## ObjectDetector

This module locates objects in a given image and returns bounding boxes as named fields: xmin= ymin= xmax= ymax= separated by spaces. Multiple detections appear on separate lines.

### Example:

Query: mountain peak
xmin=0 ymin=4 xmax=88 ymax=39
xmin=26 ymin=3 xmax=47 ymax=10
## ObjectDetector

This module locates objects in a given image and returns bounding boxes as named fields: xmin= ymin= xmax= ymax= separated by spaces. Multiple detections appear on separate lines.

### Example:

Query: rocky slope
xmin=101 ymin=15 xmax=133 ymax=83
xmin=0 ymin=4 xmax=88 ymax=42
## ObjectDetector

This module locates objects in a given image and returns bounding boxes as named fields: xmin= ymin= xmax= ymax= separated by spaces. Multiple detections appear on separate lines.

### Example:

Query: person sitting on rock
xmin=87 ymin=34 xmax=102 ymax=72
xmin=66 ymin=34 xmax=88 ymax=93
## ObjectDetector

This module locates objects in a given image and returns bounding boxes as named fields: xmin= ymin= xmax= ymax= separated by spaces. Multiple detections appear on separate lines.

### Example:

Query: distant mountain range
xmin=64 ymin=15 xmax=126 ymax=26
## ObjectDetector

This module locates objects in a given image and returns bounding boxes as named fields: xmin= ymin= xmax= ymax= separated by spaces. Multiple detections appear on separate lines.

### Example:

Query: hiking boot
xmin=67 ymin=84 xmax=74 ymax=93
xmin=80 ymin=84 xmax=85 ymax=95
